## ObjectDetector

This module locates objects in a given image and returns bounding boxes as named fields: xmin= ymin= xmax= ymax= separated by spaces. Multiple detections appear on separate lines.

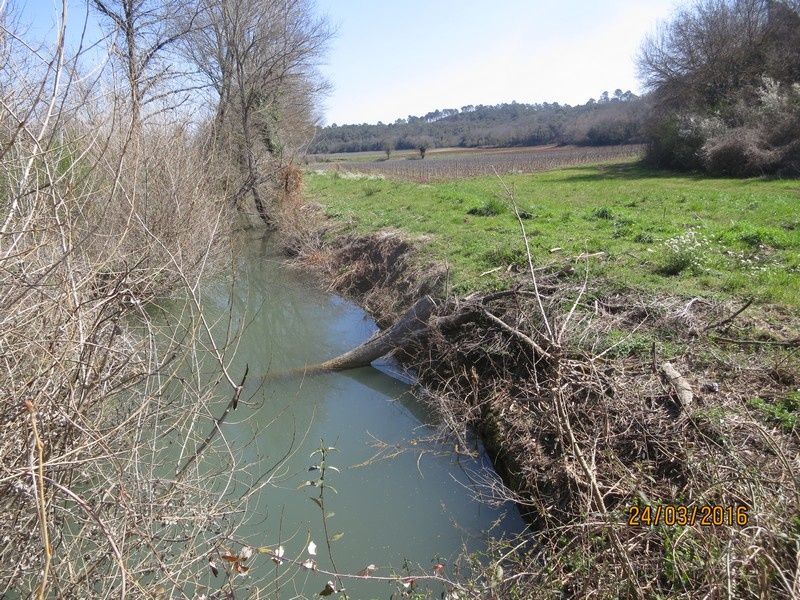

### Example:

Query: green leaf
xmin=330 ymin=532 xmax=344 ymax=542
xmin=310 ymin=497 xmax=323 ymax=509
xmin=325 ymin=512 xmax=335 ymax=519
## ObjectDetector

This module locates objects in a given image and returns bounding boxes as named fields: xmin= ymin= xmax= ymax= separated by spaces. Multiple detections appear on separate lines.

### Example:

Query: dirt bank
xmin=278 ymin=211 xmax=800 ymax=598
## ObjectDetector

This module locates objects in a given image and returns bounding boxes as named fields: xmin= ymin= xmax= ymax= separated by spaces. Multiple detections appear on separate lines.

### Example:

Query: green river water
xmin=170 ymin=234 xmax=524 ymax=598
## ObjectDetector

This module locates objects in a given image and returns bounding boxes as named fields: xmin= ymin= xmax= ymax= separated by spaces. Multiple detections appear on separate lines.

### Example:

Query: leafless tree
xmin=637 ymin=0 xmax=800 ymax=172
xmin=639 ymin=0 xmax=800 ymax=106
xmin=181 ymin=0 xmax=331 ymax=223
xmin=89 ymin=0 xmax=201 ymax=134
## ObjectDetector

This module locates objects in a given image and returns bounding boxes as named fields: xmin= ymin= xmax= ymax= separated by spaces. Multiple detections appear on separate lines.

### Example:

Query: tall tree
xmin=639 ymin=0 xmax=800 ymax=107
xmin=182 ymin=0 xmax=330 ymax=222
xmin=90 ymin=0 xmax=199 ymax=134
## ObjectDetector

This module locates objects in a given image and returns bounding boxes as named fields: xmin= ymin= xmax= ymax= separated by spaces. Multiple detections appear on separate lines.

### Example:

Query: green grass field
xmin=306 ymin=162 xmax=800 ymax=306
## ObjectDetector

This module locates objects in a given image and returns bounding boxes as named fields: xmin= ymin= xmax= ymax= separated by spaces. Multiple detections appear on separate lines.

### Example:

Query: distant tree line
xmin=310 ymin=91 xmax=646 ymax=154
xmin=638 ymin=0 xmax=800 ymax=176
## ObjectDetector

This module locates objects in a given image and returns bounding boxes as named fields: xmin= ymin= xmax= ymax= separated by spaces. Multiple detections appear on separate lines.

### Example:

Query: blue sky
xmin=15 ymin=0 xmax=683 ymax=126
xmin=15 ymin=0 xmax=103 ymax=55
xmin=316 ymin=0 xmax=681 ymax=125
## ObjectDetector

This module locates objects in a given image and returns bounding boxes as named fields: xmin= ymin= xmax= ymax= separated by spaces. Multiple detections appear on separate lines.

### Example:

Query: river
xmin=181 ymin=233 xmax=524 ymax=598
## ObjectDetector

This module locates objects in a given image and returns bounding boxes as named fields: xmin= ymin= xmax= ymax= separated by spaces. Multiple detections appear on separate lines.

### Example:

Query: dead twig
xmin=482 ymin=308 xmax=552 ymax=360
xmin=702 ymin=298 xmax=753 ymax=333
xmin=492 ymin=166 xmax=554 ymax=339
xmin=172 ymin=364 xmax=249 ymax=484
xmin=710 ymin=336 xmax=800 ymax=348
xmin=26 ymin=401 xmax=51 ymax=600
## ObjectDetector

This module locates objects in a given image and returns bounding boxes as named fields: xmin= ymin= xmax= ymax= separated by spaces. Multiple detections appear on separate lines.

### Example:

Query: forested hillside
xmin=311 ymin=91 xmax=646 ymax=153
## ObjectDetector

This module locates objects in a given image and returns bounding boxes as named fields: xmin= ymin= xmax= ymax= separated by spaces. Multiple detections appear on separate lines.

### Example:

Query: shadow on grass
xmin=553 ymin=162 xmax=694 ymax=183
xmin=555 ymin=161 xmax=778 ymax=185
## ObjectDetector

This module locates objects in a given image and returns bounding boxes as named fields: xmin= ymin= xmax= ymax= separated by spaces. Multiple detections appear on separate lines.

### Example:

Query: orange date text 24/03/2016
xmin=627 ymin=504 xmax=749 ymax=527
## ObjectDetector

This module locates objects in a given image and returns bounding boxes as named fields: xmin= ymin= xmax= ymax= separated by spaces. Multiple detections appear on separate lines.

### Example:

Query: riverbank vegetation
xmin=0 ymin=0 xmax=331 ymax=595
xmin=290 ymin=157 xmax=800 ymax=597
xmin=293 ymin=76 xmax=800 ymax=593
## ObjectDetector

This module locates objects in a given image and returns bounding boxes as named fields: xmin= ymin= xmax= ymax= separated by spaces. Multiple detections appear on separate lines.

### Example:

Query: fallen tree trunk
xmin=274 ymin=289 xmax=543 ymax=380
xmin=288 ymin=295 xmax=437 ymax=377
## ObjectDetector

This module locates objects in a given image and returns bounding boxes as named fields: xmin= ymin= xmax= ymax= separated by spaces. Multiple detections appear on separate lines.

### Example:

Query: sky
xmin=315 ymin=0 xmax=682 ymax=125
xmin=14 ymin=0 xmax=683 ymax=126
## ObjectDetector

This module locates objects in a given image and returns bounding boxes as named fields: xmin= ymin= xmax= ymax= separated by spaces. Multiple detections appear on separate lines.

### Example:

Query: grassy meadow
xmin=306 ymin=162 xmax=800 ymax=307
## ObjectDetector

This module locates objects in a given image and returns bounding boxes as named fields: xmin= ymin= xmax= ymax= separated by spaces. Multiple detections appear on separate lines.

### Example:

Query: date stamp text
xmin=627 ymin=504 xmax=749 ymax=527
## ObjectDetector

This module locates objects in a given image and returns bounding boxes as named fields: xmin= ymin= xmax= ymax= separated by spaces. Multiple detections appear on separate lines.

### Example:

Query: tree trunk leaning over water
xmin=290 ymin=295 xmax=437 ymax=376
xmin=283 ymin=289 xmax=538 ymax=378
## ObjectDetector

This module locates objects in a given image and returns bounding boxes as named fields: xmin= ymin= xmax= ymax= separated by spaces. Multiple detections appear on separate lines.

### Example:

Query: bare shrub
xmin=80 ymin=123 xmax=230 ymax=297
xmin=405 ymin=279 xmax=799 ymax=598
xmin=703 ymin=127 xmax=766 ymax=176
xmin=0 ymin=7 xmax=273 ymax=597
xmin=701 ymin=80 xmax=800 ymax=176
xmin=639 ymin=1 xmax=800 ymax=175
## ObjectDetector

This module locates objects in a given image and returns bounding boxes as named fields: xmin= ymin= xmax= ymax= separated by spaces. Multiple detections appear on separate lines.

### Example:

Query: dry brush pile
xmin=409 ymin=282 xmax=799 ymax=598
